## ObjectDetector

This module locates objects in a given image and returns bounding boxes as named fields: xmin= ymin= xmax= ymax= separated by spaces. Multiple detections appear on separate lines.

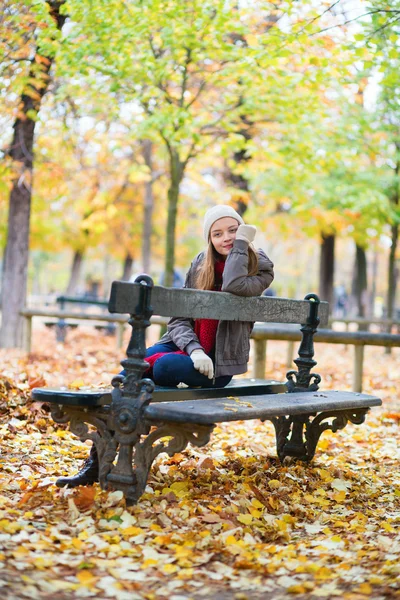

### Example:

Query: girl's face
xmin=210 ymin=217 xmax=239 ymax=257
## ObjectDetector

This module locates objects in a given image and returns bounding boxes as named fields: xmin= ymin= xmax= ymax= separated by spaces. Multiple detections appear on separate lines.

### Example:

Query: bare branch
xmin=313 ymin=8 xmax=400 ymax=35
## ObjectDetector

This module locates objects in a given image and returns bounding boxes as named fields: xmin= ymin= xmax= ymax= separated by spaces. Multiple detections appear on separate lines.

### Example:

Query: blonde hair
xmin=195 ymin=241 xmax=259 ymax=291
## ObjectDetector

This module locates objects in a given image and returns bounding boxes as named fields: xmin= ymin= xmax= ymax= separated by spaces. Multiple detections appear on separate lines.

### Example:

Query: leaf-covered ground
xmin=0 ymin=326 xmax=399 ymax=600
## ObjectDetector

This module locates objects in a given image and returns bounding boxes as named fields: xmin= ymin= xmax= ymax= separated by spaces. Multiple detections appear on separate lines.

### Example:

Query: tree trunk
xmin=164 ymin=150 xmax=184 ymax=287
xmin=223 ymin=12 xmax=279 ymax=220
xmin=142 ymin=140 xmax=154 ymax=274
xmin=223 ymin=117 xmax=252 ymax=218
xmin=370 ymin=246 xmax=378 ymax=318
xmin=387 ymin=221 xmax=398 ymax=349
xmin=224 ymin=144 xmax=251 ymax=218
xmin=385 ymin=222 xmax=398 ymax=354
xmin=387 ymin=224 xmax=398 ymax=322
xmin=353 ymin=244 xmax=368 ymax=318
xmin=0 ymin=2 xmax=66 ymax=348
xmin=387 ymin=156 xmax=399 ymax=322
xmin=385 ymin=155 xmax=399 ymax=353
xmin=319 ymin=234 xmax=335 ymax=309
xmin=121 ymin=253 xmax=134 ymax=281
xmin=65 ymin=250 xmax=84 ymax=295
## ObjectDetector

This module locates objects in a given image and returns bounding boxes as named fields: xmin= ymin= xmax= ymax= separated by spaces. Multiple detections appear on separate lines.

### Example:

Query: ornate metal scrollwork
xmin=50 ymin=404 xmax=116 ymax=487
xmin=270 ymin=408 xmax=369 ymax=463
xmin=105 ymin=276 xmax=158 ymax=499
xmin=286 ymin=370 xmax=321 ymax=393
xmin=270 ymin=415 xmax=293 ymax=461
xmin=126 ymin=422 xmax=215 ymax=506
xmin=304 ymin=408 xmax=369 ymax=461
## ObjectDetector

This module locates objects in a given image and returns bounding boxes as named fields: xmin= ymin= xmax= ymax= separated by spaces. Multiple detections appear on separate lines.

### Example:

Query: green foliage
xmin=1 ymin=0 xmax=399 ymax=275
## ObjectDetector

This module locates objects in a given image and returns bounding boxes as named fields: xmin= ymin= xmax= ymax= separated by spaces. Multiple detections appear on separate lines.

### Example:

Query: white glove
xmin=190 ymin=350 xmax=214 ymax=380
xmin=236 ymin=224 xmax=257 ymax=244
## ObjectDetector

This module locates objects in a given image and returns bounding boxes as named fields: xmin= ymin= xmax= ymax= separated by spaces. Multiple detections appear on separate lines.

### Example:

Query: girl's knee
xmin=152 ymin=355 xmax=176 ymax=385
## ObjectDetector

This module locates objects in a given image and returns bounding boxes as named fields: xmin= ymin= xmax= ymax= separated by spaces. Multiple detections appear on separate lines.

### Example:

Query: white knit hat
xmin=203 ymin=205 xmax=244 ymax=241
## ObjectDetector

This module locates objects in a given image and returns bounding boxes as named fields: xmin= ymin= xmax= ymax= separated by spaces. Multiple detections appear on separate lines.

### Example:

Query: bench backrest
xmin=108 ymin=281 xmax=329 ymax=326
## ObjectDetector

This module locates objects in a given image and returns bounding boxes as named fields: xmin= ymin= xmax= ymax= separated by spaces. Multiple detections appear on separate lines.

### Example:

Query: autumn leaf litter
xmin=0 ymin=328 xmax=399 ymax=599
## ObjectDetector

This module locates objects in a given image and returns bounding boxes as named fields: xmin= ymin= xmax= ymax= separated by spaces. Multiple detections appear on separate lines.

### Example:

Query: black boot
xmin=56 ymin=445 xmax=99 ymax=488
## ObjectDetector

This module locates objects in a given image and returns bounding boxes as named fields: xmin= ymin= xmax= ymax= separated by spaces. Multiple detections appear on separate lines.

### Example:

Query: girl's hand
xmin=190 ymin=349 xmax=214 ymax=379
xmin=236 ymin=224 xmax=257 ymax=244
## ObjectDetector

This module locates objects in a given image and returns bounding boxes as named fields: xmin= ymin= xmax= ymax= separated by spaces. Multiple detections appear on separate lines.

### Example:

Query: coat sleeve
xmin=165 ymin=257 xmax=204 ymax=355
xmin=221 ymin=240 xmax=274 ymax=297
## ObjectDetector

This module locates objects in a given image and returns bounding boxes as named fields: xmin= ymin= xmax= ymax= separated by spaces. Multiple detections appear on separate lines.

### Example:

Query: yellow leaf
xmin=199 ymin=531 xmax=210 ymax=538
xmin=268 ymin=479 xmax=281 ymax=490
xmin=381 ymin=522 xmax=395 ymax=533
xmin=318 ymin=438 xmax=330 ymax=450
xmin=142 ymin=558 xmax=158 ymax=568
xmin=77 ymin=570 xmax=97 ymax=586
xmin=276 ymin=519 xmax=288 ymax=532
xmin=315 ymin=566 xmax=332 ymax=580
xmin=177 ymin=568 xmax=193 ymax=579
xmin=122 ymin=526 xmax=143 ymax=537
xmin=251 ymin=498 xmax=264 ymax=509
xmin=237 ymin=514 xmax=253 ymax=525
xmin=174 ymin=546 xmax=193 ymax=558
xmin=288 ymin=584 xmax=307 ymax=594
xmin=333 ymin=491 xmax=346 ymax=503
xmin=369 ymin=576 xmax=383 ymax=584
xmin=318 ymin=469 xmax=332 ymax=481
xmin=170 ymin=481 xmax=188 ymax=492
xmin=225 ymin=535 xmax=238 ymax=545
xmin=357 ymin=583 xmax=373 ymax=594
xmin=68 ymin=379 xmax=86 ymax=389
xmin=162 ymin=564 xmax=178 ymax=574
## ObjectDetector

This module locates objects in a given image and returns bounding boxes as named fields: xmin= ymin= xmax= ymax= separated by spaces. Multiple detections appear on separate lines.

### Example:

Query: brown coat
xmin=159 ymin=239 xmax=274 ymax=377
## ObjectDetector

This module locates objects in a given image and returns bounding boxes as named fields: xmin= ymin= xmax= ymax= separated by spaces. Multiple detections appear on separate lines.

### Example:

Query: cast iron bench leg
xmin=104 ymin=378 xmax=214 ymax=505
xmin=271 ymin=408 xmax=369 ymax=463
xmin=268 ymin=294 xmax=370 ymax=462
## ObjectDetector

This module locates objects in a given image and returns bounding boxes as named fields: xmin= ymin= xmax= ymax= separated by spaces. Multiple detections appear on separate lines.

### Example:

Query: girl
xmin=56 ymin=205 xmax=274 ymax=488
xmin=142 ymin=204 xmax=274 ymax=388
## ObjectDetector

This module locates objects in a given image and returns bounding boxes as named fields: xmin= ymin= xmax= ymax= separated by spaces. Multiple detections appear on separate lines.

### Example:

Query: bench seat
xmin=143 ymin=390 xmax=382 ymax=424
xmin=31 ymin=378 xmax=286 ymax=407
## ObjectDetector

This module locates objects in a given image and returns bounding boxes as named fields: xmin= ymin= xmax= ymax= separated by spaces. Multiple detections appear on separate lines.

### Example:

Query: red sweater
xmin=145 ymin=260 xmax=225 ymax=375
xmin=194 ymin=259 xmax=224 ymax=354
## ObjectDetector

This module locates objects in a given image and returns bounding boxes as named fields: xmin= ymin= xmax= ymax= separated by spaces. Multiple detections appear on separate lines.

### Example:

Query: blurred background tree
xmin=0 ymin=0 xmax=399 ymax=347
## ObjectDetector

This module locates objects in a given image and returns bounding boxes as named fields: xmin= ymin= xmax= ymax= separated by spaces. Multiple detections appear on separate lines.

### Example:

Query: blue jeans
xmin=121 ymin=341 xmax=232 ymax=388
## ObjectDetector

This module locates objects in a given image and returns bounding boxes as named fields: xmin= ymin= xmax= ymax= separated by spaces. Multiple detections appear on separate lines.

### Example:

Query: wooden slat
xmin=108 ymin=282 xmax=329 ymax=326
xmin=143 ymin=390 xmax=382 ymax=425
xmin=31 ymin=378 xmax=287 ymax=407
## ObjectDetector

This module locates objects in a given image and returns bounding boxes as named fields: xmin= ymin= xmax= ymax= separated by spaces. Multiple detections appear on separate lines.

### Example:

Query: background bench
xmin=32 ymin=276 xmax=381 ymax=505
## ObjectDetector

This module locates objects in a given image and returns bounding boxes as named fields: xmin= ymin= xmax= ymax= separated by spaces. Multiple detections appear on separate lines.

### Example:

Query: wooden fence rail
xmin=329 ymin=317 xmax=400 ymax=330
xmin=20 ymin=310 xmax=400 ymax=393
xmin=20 ymin=309 xmax=166 ymax=352
xmin=252 ymin=324 xmax=400 ymax=392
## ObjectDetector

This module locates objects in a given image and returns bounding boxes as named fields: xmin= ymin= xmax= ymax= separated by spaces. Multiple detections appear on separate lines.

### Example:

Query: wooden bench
xmin=32 ymin=275 xmax=381 ymax=506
